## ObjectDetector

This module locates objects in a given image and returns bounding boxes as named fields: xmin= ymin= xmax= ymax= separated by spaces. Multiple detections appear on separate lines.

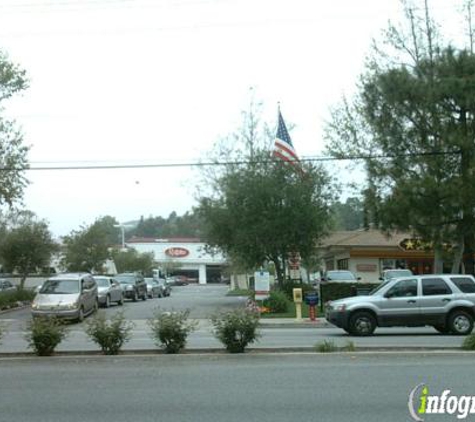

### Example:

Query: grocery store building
xmin=126 ymin=237 xmax=227 ymax=285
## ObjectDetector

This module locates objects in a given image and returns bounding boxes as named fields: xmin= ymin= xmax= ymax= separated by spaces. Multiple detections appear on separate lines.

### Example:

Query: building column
xmin=199 ymin=264 xmax=207 ymax=285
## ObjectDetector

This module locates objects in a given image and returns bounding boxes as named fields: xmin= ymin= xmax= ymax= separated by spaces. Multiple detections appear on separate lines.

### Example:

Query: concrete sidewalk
xmin=259 ymin=317 xmax=331 ymax=328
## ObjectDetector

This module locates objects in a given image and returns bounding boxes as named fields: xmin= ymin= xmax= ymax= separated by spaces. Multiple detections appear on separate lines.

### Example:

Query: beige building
xmin=319 ymin=230 xmax=436 ymax=283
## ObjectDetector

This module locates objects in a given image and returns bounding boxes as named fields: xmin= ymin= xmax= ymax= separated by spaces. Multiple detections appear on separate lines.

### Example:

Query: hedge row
xmin=0 ymin=289 xmax=36 ymax=311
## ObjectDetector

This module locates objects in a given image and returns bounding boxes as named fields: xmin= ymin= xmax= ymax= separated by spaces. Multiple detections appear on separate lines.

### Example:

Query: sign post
xmin=254 ymin=271 xmax=270 ymax=301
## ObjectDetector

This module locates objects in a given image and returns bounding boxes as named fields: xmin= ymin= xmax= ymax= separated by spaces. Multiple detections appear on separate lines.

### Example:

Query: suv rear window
xmin=422 ymin=278 xmax=452 ymax=296
xmin=450 ymin=277 xmax=475 ymax=293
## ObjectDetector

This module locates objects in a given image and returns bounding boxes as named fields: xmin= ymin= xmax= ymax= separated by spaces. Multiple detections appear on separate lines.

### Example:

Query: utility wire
xmin=0 ymin=150 xmax=461 ymax=172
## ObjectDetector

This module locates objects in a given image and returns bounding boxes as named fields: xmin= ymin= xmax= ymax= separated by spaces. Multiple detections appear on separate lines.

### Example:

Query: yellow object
xmin=292 ymin=288 xmax=303 ymax=303
xmin=295 ymin=303 xmax=302 ymax=320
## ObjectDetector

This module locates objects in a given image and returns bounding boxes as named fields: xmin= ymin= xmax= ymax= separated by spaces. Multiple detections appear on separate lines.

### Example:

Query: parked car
xmin=156 ymin=278 xmax=172 ymax=297
xmin=167 ymin=275 xmax=188 ymax=286
xmin=94 ymin=276 xmax=124 ymax=307
xmin=145 ymin=278 xmax=161 ymax=298
xmin=379 ymin=268 xmax=413 ymax=282
xmin=31 ymin=273 xmax=98 ymax=322
xmin=0 ymin=279 xmax=16 ymax=292
xmin=115 ymin=273 xmax=147 ymax=302
xmin=321 ymin=270 xmax=361 ymax=283
xmin=326 ymin=274 xmax=475 ymax=336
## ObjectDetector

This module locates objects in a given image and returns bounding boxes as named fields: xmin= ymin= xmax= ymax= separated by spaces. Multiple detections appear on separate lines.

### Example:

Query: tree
xmin=62 ymin=218 xmax=112 ymax=273
xmin=325 ymin=1 xmax=475 ymax=273
xmin=0 ymin=216 xmax=57 ymax=289
xmin=331 ymin=198 xmax=365 ymax=231
xmin=197 ymin=150 xmax=334 ymax=286
xmin=111 ymin=248 xmax=155 ymax=275
xmin=0 ymin=50 xmax=30 ymax=207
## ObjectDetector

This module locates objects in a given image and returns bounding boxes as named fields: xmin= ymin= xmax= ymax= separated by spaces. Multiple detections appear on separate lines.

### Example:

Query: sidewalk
xmin=259 ymin=317 xmax=331 ymax=329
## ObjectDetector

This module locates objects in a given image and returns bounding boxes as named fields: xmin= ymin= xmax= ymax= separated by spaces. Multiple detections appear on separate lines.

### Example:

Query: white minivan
xmin=31 ymin=273 xmax=98 ymax=322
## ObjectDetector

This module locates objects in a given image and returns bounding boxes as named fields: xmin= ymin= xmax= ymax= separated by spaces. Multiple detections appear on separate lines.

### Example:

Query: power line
xmin=0 ymin=150 xmax=461 ymax=172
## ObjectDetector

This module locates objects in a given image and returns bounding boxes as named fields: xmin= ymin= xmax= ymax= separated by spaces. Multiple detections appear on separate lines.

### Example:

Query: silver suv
xmin=326 ymin=274 xmax=475 ymax=336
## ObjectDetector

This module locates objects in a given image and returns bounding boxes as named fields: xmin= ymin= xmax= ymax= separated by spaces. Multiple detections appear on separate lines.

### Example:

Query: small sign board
xmin=254 ymin=271 xmax=270 ymax=301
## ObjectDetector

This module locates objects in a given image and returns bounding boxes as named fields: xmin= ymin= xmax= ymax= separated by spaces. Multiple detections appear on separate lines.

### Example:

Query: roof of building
xmin=127 ymin=237 xmax=203 ymax=244
xmin=321 ymin=229 xmax=412 ymax=248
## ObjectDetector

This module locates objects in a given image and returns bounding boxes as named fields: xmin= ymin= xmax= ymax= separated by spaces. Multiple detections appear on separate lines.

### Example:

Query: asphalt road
xmin=1 ymin=353 xmax=474 ymax=422
xmin=0 ymin=284 xmax=246 ymax=323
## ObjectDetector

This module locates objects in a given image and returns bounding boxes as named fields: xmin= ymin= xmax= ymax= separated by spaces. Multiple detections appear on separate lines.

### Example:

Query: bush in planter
xmin=25 ymin=317 xmax=68 ymax=356
xmin=211 ymin=308 xmax=261 ymax=353
xmin=85 ymin=311 xmax=134 ymax=355
xmin=262 ymin=290 xmax=290 ymax=313
xmin=462 ymin=334 xmax=475 ymax=350
xmin=148 ymin=309 xmax=197 ymax=354
xmin=0 ymin=321 xmax=6 ymax=345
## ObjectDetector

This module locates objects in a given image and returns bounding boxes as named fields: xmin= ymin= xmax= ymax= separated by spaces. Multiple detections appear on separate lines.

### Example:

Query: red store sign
xmin=165 ymin=247 xmax=190 ymax=258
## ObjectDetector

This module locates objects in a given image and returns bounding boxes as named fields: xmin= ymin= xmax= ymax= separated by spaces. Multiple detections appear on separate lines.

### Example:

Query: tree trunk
xmin=433 ymin=243 xmax=444 ymax=274
xmin=451 ymin=234 xmax=465 ymax=274
xmin=272 ymin=258 xmax=283 ymax=287
xmin=20 ymin=273 xmax=27 ymax=290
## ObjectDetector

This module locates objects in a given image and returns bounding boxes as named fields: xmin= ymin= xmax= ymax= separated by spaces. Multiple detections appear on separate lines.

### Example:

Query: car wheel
xmin=348 ymin=311 xmax=376 ymax=336
xmin=105 ymin=295 xmax=111 ymax=308
xmin=133 ymin=290 xmax=138 ymax=302
xmin=433 ymin=324 xmax=450 ymax=334
xmin=77 ymin=307 xmax=84 ymax=323
xmin=118 ymin=294 xmax=124 ymax=306
xmin=448 ymin=310 xmax=474 ymax=335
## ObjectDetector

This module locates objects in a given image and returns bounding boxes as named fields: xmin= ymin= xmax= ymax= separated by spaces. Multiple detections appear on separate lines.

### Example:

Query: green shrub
xmin=342 ymin=340 xmax=356 ymax=352
xmin=85 ymin=311 xmax=134 ymax=355
xmin=25 ymin=317 xmax=68 ymax=356
xmin=0 ymin=321 xmax=6 ymax=345
xmin=280 ymin=282 xmax=316 ymax=301
xmin=0 ymin=288 xmax=36 ymax=310
xmin=211 ymin=308 xmax=260 ymax=353
xmin=462 ymin=334 xmax=475 ymax=350
xmin=263 ymin=290 xmax=290 ymax=313
xmin=320 ymin=282 xmax=380 ymax=308
xmin=148 ymin=309 xmax=197 ymax=354
xmin=315 ymin=339 xmax=338 ymax=353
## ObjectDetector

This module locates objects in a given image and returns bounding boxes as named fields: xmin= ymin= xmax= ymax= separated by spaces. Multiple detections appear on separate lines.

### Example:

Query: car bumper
xmin=97 ymin=295 xmax=107 ymax=305
xmin=31 ymin=308 xmax=80 ymax=319
xmin=325 ymin=309 xmax=350 ymax=329
xmin=123 ymin=290 xmax=136 ymax=299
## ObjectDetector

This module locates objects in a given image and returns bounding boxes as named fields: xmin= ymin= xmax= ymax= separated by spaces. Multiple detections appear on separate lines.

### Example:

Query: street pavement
xmin=2 ymin=353 xmax=475 ymax=422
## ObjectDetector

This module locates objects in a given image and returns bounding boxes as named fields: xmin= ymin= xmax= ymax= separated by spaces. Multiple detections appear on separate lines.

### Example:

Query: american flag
xmin=273 ymin=109 xmax=299 ymax=163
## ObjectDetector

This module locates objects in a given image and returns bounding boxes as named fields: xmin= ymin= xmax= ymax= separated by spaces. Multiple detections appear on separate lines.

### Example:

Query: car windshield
xmin=385 ymin=270 xmax=412 ymax=279
xmin=327 ymin=271 xmax=356 ymax=281
xmin=370 ymin=281 xmax=391 ymax=295
xmin=95 ymin=278 xmax=110 ymax=288
xmin=145 ymin=279 xmax=155 ymax=286
xmin=40 ymin=279 xmax=79 ymax=294
xmin=116 ymin=275 xmax=135 ymax=284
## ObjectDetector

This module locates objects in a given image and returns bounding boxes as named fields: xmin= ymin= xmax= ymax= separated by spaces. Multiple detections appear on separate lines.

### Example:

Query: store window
xmin=337 ymin=259 xmax=349 ymax=270
xmin=325 ymin=259 xmax=335 ymax=271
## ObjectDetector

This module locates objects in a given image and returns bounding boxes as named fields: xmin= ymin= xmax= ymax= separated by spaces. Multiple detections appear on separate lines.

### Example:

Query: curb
xmin=0 ymin=346 xmax=471 ymax=360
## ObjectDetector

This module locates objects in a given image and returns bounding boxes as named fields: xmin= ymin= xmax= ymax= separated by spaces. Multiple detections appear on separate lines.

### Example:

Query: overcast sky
xmin=0 ymin=0 xmax=464 ymax=237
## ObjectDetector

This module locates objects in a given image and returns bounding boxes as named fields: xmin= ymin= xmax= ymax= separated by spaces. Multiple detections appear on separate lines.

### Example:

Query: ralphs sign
xmin=165 ymin=247 xmax=190 ymax=258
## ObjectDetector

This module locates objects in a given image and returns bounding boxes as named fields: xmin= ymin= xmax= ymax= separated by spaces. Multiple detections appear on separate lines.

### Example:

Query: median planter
xmin=211 ymin=308 xmax=261 ymax=353
xmin=148 ymin=309 xmax=197 ymax=354
xmin=25 ymin=317 xmax=68 ymax=356
xmin=85 ymin=311 xmax=134 ymax=355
